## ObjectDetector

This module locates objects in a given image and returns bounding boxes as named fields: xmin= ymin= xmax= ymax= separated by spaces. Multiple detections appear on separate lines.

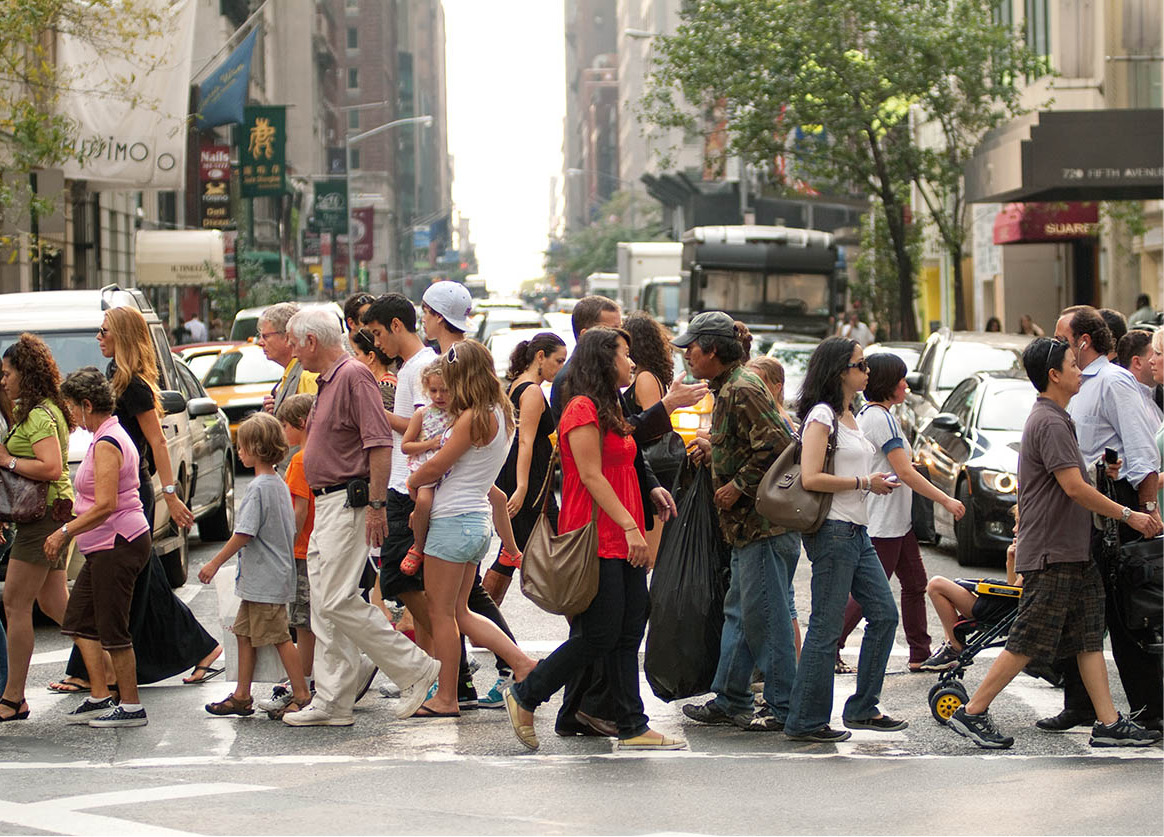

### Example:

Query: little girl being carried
xmin=399 ymin=361 xmax=452 ymax=575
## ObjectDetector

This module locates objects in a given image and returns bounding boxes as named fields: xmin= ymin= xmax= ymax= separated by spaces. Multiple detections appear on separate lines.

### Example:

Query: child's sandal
xmin=498 ymin=547 xmax=522 ymax=569
xmin=401 ymin=546 xmax=424 ymax=576
xmin=205 ymin=694 xmax=255 ymax=716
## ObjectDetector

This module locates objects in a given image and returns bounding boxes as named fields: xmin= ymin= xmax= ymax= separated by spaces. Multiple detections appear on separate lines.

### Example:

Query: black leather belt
xmin=312 ymin=482 xmax=350 ymax=497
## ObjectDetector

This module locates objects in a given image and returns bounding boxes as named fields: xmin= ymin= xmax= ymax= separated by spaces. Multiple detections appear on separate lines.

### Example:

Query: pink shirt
xmin=303 ymin=354 xmax=394 ymax=488
xmin=73 ymin=416 xmax=150 ymax=553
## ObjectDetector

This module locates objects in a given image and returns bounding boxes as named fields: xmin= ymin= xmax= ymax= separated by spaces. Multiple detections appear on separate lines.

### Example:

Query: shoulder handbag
xmin=636 ymin=375 xmax=686 ymax=492
xmin=0 ymin=408 xmax=52 ymax=523
xmin=519 ymin=445 xmax=601 ymax=617
xmin=755 ymin=410 xmax=838 ymax=534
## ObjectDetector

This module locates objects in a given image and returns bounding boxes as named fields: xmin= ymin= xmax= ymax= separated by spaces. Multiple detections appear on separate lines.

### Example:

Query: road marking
xmin=0 ymin=782 xmax=270 ymax=836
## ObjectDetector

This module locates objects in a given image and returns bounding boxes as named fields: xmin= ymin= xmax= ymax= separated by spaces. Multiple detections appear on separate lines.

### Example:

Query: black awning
xmin=965 ymin=109 xmax=1163 ymax=203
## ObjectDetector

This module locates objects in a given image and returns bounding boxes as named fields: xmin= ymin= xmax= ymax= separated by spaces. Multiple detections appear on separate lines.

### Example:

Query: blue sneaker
xmin=89 ymin=705 xmax=148 ymax=728
xmin=479 ymin=675 xmax=513 ymax=709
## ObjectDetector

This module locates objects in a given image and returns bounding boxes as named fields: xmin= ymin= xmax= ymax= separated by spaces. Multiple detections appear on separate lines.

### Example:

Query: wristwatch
xmin=1120 ymin=506 xmax=1133 ymax=522
xmin=1141 ymin=501 xmax=1158 ymax=513
xmin=368 ymin=499 xmax=386 ymax=510
xmin=6 ymin=458 xmax=15 ymax=471
xmin=60 ymin=523 xmax=69 ymax=537
xmin=162 ymin=484 xmax=177 ymax=496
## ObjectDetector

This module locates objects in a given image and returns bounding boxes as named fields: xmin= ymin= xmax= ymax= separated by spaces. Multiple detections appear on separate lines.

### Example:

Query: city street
xmin=1 ymin=478 xmax=1161 ymax=836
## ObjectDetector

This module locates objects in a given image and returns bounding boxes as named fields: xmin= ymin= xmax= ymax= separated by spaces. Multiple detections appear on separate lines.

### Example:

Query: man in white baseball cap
xmin=421 ymin=281 xmax=473 ymax=344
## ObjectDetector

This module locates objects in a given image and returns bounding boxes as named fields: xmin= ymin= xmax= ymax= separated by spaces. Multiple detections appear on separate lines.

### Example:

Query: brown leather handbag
xmin=520 ymin=446 xmax=601 ymax=617
xmin=0 ymin=467 xmax=49 ymax=523
xmin=756 ymin=411 xmax=838 ymax=534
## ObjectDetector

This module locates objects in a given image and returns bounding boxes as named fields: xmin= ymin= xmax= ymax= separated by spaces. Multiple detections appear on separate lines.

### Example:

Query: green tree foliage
xmin=641 ymin=0 xmax=1045 ymax=337
xmin=545 ymin=190 xmax=668 ymax=292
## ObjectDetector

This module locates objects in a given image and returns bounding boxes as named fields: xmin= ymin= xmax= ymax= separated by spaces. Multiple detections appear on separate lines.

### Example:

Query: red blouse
xmin=558 ymin=396 xmax=644 ymax=560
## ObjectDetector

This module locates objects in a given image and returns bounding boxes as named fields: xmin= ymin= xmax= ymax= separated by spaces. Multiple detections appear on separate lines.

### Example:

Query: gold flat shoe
xmin=616 ymin=731 xmax=687 ymax=751
xmin=503 ymin=686 xmax=538 ymax=751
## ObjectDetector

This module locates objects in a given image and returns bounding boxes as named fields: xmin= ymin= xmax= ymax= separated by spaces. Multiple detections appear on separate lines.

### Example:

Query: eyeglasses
xmin=258 ymin=331 xmax=284 ymax=342
xmin=846 ymin=359 xmax=868 ymax=373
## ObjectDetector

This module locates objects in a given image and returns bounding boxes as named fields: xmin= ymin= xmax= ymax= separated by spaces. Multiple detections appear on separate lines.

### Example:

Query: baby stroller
xmin=928 ymin=578 xmax=1022 ymax=724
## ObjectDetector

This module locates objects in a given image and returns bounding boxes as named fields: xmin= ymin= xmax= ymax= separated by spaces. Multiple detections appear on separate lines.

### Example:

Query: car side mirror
xmin=186 ymin=396 xmax=219 ymax=418
xmin=931 ymin=412 xmax=963 ymax=433
xmin=905 ymin=371 xmax=926 ymax=393
xmin=159 ymin=390 xmax=187 ymax=415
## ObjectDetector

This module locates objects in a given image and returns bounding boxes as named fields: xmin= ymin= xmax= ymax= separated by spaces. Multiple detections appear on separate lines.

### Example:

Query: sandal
xmin=0 ymin=696 xmax=29 ymax=722
xmin=267 ymin=699 xmax=305 ymax=721
xmin=183 ymin=665 xmax=225 ymax=685
xmin=834 ymin=657 xmax=856 ymax=675
xmin=47 ymin=679 xmax=90 ymax=694
xmin=497 ymin=546 xmax=522 ymax=569
xmin=205 ymin=693 xmax=255 ymax=717
xmin=401 ymin=546 xmax=424 ymax=576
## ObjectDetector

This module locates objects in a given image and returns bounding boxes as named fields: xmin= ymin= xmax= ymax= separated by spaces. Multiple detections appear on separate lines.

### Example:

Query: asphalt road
xmin=1 ymin=475 xmax=1160 ymax=835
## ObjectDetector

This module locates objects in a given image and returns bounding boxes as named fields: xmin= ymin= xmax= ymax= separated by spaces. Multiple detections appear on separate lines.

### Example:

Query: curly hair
xmin=623 ymin=311 xmax=674 ymax=390
xmin=2 ymin=333 xmax=75 ymax=430
xmin=61 ymin=367 xmax=116 ymax=414
xmin=796 ymin=336 xmax=859 ymax=423
xmin=507 ymin=331 xmax=566 ymax=380
xmin=561 ymin=327 xmax=632 ymax=437
xmin=441 ymin=340 xmax=515 ymax=445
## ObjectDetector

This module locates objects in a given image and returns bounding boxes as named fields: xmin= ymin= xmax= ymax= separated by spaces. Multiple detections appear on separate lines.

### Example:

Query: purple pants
xmin=837 ymin=530 xmax=931 ymax=665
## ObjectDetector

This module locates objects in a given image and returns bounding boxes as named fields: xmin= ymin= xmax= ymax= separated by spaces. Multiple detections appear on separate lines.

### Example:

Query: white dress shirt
xmin=1066 ymin=356 xmax=1159 ymax=488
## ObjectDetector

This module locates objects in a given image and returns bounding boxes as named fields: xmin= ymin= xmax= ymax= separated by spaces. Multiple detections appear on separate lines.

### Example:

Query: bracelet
xmin=854 ymin=476 xmax=860 ymax=490
xmin=622 ymin=524 xmax=638 ymax=531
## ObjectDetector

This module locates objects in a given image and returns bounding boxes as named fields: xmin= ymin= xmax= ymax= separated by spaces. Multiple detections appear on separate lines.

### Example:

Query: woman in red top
xmin=504 ymin=327 xmax=686 ymax=751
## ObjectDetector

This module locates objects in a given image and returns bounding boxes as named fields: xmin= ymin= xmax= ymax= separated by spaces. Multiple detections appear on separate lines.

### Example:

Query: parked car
xmin=0 ymin=286 xmax=234 ymax=587
xmin=898 ymin=329 xmax=1032 ymax=443
xmin=473 ymin=307 xmax=548 ymax=344
xmin=912 ymin=372 xmax=1035 ymax=566
xmin=229 ymin=301 xmax=344 ymax=341
xmin=176 ymin=340 xmax=240 ymax=381
xmin=201 ymin=343 xmax=285 ymax=446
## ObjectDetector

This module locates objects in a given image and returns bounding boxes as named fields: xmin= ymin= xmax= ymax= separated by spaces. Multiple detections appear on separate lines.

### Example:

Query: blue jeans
xmin=785 ymin=520 xmax=898 ymax=735
xmin=710 ymin=532 xmax=801 ymax=718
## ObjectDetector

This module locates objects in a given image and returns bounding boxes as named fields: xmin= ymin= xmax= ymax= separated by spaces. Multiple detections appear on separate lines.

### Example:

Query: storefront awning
xmin=993 ymin=201 xmax=1099 ymax=245
xmin=966 ymin=109 xmax=1163 ymax=203
xmin=135 ymin=230 xmax=224 ymax=286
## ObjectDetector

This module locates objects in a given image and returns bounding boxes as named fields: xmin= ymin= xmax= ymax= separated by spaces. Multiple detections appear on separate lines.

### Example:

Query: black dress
xmin=65 ymin=370 xmax=219 ymax=683
xmin=492 ymin=381 xmax=557 ymax=576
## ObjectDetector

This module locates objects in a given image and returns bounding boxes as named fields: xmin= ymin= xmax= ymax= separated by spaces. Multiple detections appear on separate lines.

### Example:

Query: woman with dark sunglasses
xmin=782 ymin=336 xmax=906 ymax=743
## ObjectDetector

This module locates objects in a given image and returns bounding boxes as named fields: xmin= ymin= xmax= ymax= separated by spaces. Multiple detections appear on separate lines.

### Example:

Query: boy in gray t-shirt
xmin=198 ymin=413 xmax=311 ymax=720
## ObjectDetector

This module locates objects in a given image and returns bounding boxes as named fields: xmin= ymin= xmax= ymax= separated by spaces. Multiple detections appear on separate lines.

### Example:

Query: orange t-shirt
xmin=285 ymin=449 xmax=315 ymax=560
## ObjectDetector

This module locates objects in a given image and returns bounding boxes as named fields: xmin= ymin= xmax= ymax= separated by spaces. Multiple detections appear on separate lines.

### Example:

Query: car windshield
xmin=938 ymin=344 xmax=1022 ymax=390
xmin=204 ymin=347 xmax=283 ymax=387
xmin=0 ymin=330 xmax=106 ymax=377
xmin=184 ymin=352 xmax=221 ymax=381
xmin=977 ymin=384 xmax=1036 ymax=431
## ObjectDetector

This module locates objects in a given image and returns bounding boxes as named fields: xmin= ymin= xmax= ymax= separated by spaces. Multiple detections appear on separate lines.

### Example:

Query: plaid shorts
xmin=1005 ymin=561 xmax=1105 ymax=660
xmin=287 ymin=559 xmax=311 ymax=630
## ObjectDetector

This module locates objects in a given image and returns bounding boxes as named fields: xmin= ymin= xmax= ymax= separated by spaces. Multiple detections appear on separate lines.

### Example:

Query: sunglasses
xmin=1045 ymin=338 xmax=1066 ymax=369
xmin=446 ymin=343 xmax=460 ymax=364
xmin=97 ymin=327 xmax=110 ymax=337
xmin=847 ymin=359 xmax=868 ymax=373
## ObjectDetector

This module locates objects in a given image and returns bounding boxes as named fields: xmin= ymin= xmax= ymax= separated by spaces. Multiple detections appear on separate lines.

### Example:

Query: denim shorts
xmin=425 ymin=512 xmax=492 ymax=564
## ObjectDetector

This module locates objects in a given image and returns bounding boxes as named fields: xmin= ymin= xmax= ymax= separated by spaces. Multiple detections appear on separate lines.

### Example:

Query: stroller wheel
xmin=930 ymin=687 xmax=966 ymax=725
xmin=928 ymin=679 xmax=967 ymax=704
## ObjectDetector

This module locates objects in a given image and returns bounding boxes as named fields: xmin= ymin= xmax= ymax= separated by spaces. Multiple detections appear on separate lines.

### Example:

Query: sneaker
xmin=844 ymin=714 xmax=909 ymax=732
xmin=354 ymin=658 xmax=379 ymax=704
xmin=458 ymin=679 xmax=479 ymax=711
xmin=1035 ymin=708 xmax=1096 ymax=732
xmin=378 ymin=681 xmax=402 ymax=699
xmin=257 ymin=690 xmax=294 ymax=714
xmin=479 ymin=675 xmax=513 ymax=709
xmin=682 ymin=700 xmax=735 ymax=726
xmin=1089 ymin=713 xmax=1164 ymax=747
xmin=732 ymin=706 xmax=784 ymax=732
xmin=282 ymin=702 xmax=354 ymax=727
xmin=948 ymin=706 xmax=1013 ymax=749
xmin=919 ymin=642 xmax=961 ymax=671
xmin=397 ymin=657 xmax=441 ymax=720
xmin=466 ymin=655 xmax=483 ymax=675
xmin=65 ymin=696 xmax=117 ymax=725
xmin=785 ymin=725 xmax=852 ymax=743
xmin=88 ymin=705 xmax=148 ymax=728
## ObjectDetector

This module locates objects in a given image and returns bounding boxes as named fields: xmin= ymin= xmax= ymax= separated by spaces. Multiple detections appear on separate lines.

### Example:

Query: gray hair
xmin=287 ymin=308 xmax=343 ymax=348
xmin=259 ymin=302 xmax=300 ymax=333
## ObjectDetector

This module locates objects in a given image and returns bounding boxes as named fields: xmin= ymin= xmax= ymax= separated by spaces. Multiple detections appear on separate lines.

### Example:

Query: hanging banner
xmin=199 ymin=145 xmax=234 ymax=230
xmin=313 ymin=180 xmax=348 ymax=233
xmin=351 ymin=207 xmax=374 ymax=262
xmin=56 ymin=0 xmax=196 ymax=189
xmin=239 ymin=106 xmax=287 ymax=197
xmin=196 ymin=27 xmax=258 ymax=131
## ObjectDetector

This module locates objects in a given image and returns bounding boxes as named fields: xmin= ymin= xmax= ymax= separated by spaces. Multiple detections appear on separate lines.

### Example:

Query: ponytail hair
xmin=507 ymin=331 xmax=566 ymax=380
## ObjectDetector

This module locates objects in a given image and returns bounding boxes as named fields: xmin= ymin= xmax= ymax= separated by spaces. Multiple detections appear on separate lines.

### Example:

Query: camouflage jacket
xmin=709 ymin=364 xmax=793 ymax=547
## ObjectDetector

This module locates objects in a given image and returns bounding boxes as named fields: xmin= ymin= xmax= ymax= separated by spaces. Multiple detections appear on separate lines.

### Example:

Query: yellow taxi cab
xmin=201 ymin=343 xmax=285 ymax=445
xmin=670 ymin=391 xmax=714 ymax=446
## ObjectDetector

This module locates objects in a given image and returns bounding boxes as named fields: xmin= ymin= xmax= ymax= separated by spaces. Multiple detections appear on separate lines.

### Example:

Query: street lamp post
xmin=344 ymin=114 xmax=432 ymax=291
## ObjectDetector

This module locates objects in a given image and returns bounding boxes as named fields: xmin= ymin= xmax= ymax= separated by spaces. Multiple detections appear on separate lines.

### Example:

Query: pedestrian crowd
xmin=0 ymin=288 xmax=1160 ymax=754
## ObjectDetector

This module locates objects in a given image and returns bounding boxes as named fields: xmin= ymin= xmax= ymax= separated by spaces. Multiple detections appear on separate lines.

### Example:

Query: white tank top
xmin=430 ymin=404 xmax=513 ymax=519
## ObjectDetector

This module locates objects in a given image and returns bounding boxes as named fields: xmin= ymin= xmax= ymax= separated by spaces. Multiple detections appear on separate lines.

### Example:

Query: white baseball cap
xmin=422 ymin=281 xmax=473 ymax=332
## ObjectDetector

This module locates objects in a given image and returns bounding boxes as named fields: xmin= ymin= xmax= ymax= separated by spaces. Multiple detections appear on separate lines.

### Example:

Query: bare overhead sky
xmin=443 ymin=0 xmax=564 ymax=293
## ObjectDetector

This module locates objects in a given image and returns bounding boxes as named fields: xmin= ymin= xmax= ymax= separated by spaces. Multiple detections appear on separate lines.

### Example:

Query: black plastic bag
xmin=644 ymin=459 xmax=731 ymax=702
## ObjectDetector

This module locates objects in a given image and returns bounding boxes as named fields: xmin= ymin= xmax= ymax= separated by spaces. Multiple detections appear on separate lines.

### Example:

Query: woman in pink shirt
xmin=46 ymin=369 xmax=153 ymax=727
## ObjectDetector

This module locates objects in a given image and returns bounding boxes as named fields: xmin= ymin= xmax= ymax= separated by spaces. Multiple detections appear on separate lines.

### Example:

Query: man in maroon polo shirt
xmin=278 ymin=309 xmax=439 ymax=727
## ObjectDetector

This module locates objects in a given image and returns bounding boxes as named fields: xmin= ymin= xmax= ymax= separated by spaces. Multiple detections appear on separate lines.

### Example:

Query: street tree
xmin=641 ymin=0 xmax=1045 ymax=337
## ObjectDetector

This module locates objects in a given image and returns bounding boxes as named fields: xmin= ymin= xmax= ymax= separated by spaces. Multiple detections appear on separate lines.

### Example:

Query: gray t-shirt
xmin=234 ymin=473 xmax=297 ymax=604
xmin=1016 ymin=397 xmax=1091 ymax=572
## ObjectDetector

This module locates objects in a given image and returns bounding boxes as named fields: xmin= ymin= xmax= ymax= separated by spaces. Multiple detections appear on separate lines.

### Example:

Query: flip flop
xmin=412 ymin=704 xmax=460 ymax=718
xmin=47 ymin=680 xmax=89 ymax=694
xmin=183 ymin=665 xmax=225 ymax=685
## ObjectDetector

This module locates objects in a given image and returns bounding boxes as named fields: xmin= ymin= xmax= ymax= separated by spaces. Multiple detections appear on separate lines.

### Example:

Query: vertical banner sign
xmin=196 ymin=27 xmax=258 ymax=130
xmin=351 ymin=207 xmax=374 ymax=261
xmin=199 ymin=145 xmax=233 ymax=229
xmin=313 ymin=180 xmax=349 ymax=233
xmin=321 ymin=232 xmax=334 ymax=294
xmin=239 ymin=106 xmax=286 ymax=197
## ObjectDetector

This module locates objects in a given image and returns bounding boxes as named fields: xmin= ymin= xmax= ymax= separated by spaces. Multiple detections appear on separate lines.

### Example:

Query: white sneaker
xmin=282 ymin=702 xmax=354 ymax=727
xmin=396 ymin=657 xmax=441 ymax=720
xmin=257 ymin=690 xmax=294 ymax=714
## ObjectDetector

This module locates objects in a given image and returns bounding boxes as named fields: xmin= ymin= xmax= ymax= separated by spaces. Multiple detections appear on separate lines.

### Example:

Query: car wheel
xmin=954 ymin=480 xmax=977 ymax=567
xmin=198 ymin=459 xmax=235 ymax=542
xmin=160 ymin=529 xmax=189 ymax=588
